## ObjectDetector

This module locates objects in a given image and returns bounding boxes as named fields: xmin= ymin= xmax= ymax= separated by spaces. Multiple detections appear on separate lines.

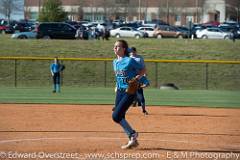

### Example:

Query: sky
xmin=0 ymin=0 xmax=24 ymax=20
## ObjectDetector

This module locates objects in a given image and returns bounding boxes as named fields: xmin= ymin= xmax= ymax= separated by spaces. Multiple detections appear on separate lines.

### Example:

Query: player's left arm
xmin=136 ymin=67 xmax=146 ymax=80
xmin=130 ymin=59 xmax=146 ymax=80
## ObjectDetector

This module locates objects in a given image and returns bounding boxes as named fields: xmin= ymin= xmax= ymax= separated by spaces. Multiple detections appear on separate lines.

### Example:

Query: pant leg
xmin=112 ymin=90 xmax=136 ymax=137
xmin=113 ymin=90 xmax=135 ymax=122
xmin=55 ymin=73 xmax=60 ymax=92
xmin=137 ymin=88 xmax=146 ymax=112
xmin=53 ymin=74 xmax=57 ymax=91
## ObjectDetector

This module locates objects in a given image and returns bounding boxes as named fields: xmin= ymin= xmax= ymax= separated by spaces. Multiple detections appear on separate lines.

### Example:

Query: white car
xmin=196 ymin=28 xmax=232 ymax=39
xmin=11 ymin=31 xmax=37 ymax=39
xmin=137 ymin=26 xmax=155 ymax=37
xmin=110 ymin=27 xmax=144 ymax=39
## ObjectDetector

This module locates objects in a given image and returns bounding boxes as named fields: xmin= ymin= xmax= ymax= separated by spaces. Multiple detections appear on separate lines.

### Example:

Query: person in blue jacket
xmin=50 ymin=57 xmax=64 ymax=93
xmin=112 ymin=40 xmax=145 ymax=149
xmin=130 ymin=47 xmax=150 ymax=115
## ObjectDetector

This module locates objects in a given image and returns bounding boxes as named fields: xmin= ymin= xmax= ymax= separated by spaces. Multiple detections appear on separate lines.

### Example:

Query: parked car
xmin=0 ymin=24 xmax=15 ymax=34
xmin=11 ymin=31 xmax=37 ymax=39
xmin=13 ymin=22 xmax=34 ymax=32
xmin=36 ymin=22 xmax=77 ymax=39
xmin=191 ymin=24 xmax=207 ymax=38
xmin=137 ymin=26 xmax=155 ymax=38
xmin=196 ymin=28 xmax=232 ymax=39
xmin=0 ymin=25 xmax=7 ymax=33
xmin=153 ymin=25 xmax=187 ymax=38
xmin=118 ymin=22 xmax=142 ymax=29
xmin=220 ymin=21 xmax=239 ymax=27
xmin=202 ymin=21 xmax=220 ymax=27
xmin=218 ymin=25 xmax=240 ymax=39
xmin=175 ymin=26 xmax=191 ymax=38
xmin=110 ymin=27 xmax=144 ymax=39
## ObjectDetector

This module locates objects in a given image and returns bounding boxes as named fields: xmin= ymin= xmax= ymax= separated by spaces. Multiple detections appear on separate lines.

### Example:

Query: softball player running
xmin=112 ymin=40 xmax=145 ymax=149
xmin=130 ymin=47 xmax=149 ymax=115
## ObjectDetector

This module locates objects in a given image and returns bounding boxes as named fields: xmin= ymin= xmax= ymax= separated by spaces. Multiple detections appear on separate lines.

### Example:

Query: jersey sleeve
xmin=140 ymin=56 xmax=145 ymax=68
xmin=50 ymin=64 xmax=53 ymax=72
xmin=113 ymin=59 xmax=117 ymax=71
xmin=130 ymin=58 xmax=144 ymax=70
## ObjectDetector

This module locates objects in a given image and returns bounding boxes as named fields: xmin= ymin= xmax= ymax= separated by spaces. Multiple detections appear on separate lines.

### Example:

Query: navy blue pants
xmin=112 ymin=89 xmax=136 ymax=137
xmin=53 ymin=73 xmax=60 ymax=85
xmin=52 ymin=73 xmax=60 ymax=92
xmin=136 ymin=88 xmax=146 ymax=112
xmin=137 ymin=88 xmax=145 ymax=104
xmin=112 ymin=90 xmax=135 ymax=123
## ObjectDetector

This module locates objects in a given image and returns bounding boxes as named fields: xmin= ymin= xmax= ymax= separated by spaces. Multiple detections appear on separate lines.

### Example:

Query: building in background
xmin=24 ymin=0 xmax=240 ymax=25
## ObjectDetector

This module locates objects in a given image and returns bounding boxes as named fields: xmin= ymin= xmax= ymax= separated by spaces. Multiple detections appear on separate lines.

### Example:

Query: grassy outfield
xmin=0 ymin=35 xmax=240 ymax=90
xmin=0 ymin=35 xmax=240 ymax=107
xmin=0 ymin=34 xmax=240 ymax=60
xmin=0 ymin=87 xmax=239 ymax=108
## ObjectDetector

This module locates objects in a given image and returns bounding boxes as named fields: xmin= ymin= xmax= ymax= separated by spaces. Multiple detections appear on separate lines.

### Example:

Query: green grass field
xmin=0 ymin=34 xmax=240 ymax=107
xmin=0 ymin=35 xmax=240 ymax=89
xmin=1 ymin=34 xmax=240 ymax=60
xmin=0 ymin=87 xmax=239 ymax=108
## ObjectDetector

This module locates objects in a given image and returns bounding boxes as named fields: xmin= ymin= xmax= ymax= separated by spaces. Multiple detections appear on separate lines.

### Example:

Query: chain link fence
xmin=0 ymin=57 xmax=240 ymax=90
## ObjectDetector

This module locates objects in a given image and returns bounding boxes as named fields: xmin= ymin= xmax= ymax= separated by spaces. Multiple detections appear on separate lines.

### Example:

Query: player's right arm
xmin=50 ymin=64 xmax=54 ymax=76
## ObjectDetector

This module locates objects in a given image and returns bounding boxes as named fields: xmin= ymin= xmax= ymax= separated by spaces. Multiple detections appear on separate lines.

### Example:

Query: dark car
xmin=36 ymin=22 xmax=76 ymax=39
xmin=175 ymin=26 xmax=191 ymax=38
xmin=13 ymin=22 xmax=34 ymax=32
xmin=218 ymin=25 xmax=240 ymax=39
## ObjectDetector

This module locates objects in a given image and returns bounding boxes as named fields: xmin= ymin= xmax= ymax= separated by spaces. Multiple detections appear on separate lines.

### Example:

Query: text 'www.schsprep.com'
xmin=0 ymin=151 xmax=161 ymax=159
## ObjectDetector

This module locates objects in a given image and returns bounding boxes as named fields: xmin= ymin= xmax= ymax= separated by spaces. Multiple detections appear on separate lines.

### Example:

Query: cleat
xmin=121 ymin=132 xmax=139 ymax=149
xmin=121 ymin=139 xmax=139 ymax=149
xmin=132 ymin=101 xmax=137 ymax=107
xmin=52 ymin=90 xmax=56 ymax=93
xmin=112 ymin=106 xmax=115 ymax=111
xmin=143 ymin=110 xmax=149 ymax=115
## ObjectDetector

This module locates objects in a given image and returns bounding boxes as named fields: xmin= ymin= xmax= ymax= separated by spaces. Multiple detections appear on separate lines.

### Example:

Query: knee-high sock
xmin=56 ymin=84 xmax=60 ymax=92
xmin=142 ymin=102 xmax=146 ymax=112
xmin=53 ymin=84 xmax=56 ymax=91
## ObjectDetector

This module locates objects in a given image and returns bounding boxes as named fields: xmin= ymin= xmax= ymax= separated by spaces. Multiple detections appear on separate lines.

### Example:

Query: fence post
xmin=104 ymin=61 xmax=107 ymax=87
xmin=155 ymin=62 xmax=158 ymax=88
xmin=14 ymin=59 xmax=17 ymax=88
xmin=205 ymin=63 xmax=209 ymax=90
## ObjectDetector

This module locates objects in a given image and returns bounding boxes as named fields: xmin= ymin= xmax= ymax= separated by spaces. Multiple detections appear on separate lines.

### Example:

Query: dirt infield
xmin=0 ymin=104 xmax=239 ymax=160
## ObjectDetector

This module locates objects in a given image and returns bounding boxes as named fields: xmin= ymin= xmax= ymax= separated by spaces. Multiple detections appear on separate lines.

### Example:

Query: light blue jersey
xmin=130 ymin=54 xmax=150 ymax=87
xmin=113 ymin=56 xmax=143 ymax=89
xmin=130 ymin=54 xmax=145 ymax=68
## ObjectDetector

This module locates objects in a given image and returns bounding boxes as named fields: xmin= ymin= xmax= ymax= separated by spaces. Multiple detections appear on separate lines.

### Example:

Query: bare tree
xmin=178 ymin=0 xmax=190 ymax=25
xmin=102 ymin=0 xmax=111 ymax=20
xmin=24 ymin=1 xmax=31 ymax=20
xmin=127 ymin=1 xmax=138 ymax=21
xmin=122 ymin=0 xmax=130 ymax=21
xmin=70 ymin=0 xmax=84 ymax=21
xmin=0 ymin=0 xmax=22 ymax=22
xmin=157 ymin=0 xmax=166 ymax=21
xmin=106 ymin=0 xmax=122 ymax=20
xmin=77 ymin=0 xmax=84 ymax=20
xmin=142 ymin=0 xmax=149 ymax=21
